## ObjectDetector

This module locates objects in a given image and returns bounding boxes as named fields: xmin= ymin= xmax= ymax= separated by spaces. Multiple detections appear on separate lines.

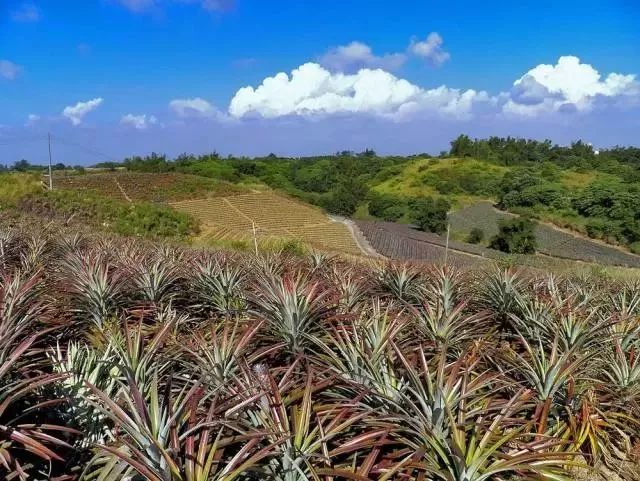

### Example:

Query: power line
xmin=0 ymin=135 xmax=49 ymax=146
xmin=0 ymin=132 xmax=122 ymax=164
xmin=49 ymin=135 xmax=121 ymax=164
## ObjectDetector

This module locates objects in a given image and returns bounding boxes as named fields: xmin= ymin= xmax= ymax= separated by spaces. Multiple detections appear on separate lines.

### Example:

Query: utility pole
xmin=47 ymin=132 xmax=53 ymax=190
xmin=444 ymin=223 xmax=450 ymax=266
xmin=252 ymin=221 xmax=259 ymax=256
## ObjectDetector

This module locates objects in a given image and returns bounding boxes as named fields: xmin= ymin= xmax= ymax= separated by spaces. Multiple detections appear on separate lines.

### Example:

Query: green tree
xmin=410 ymin=197 xmax=450 ymax=234
xmin=368 ymin=193 xmax=407 ymax=221
xmin=467 ymin=228 xmax=485 ymax=244
xmin=450 ymin=134 xmax=474 ymax=157
xmin=12 ymin=159 xmax=32 ymax=172
xmin=489 ymin=218 xmax=537 ymax=254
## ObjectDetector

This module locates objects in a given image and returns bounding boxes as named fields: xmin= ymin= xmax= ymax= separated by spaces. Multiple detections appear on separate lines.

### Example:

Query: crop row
xmin=356 ymin=220 xmax=488 ymax=267
xmin=174 ymin=193 xmax=362 ymax=255
xmin=449 ymin=201 xmax=640 ymax=267
xmin=55 ymin=172 xmax=245 ymax=202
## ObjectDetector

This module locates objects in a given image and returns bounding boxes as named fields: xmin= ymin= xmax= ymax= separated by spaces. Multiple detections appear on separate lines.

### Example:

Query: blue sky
xmin=1 ymin=0 xmax=639 ymax=164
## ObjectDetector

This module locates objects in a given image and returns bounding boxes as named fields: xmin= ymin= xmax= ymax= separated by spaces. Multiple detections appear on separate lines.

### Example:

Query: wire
xmin=0 ymin=135 xmax=48 ymax=146
xmin=51 ymin=135 xmax=121 ymax=163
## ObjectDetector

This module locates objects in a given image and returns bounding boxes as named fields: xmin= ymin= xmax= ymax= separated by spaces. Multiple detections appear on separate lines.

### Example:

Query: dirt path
xmin=329 ymin=215 xmax=384 ymax=258
xmin=114 ymin=178 xmax=132 ymax=203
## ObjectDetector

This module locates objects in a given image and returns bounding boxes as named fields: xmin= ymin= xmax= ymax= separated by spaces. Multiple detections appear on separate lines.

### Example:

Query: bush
xmin=368 ymin=194 xmax=407 ymax=221
xmin=0 ymin=173 xmax=42 ymax=208
xmin=629 ymin=241 xmax=640 ymax=255
xmin=21 ymin=190 xmax=198 ymax=239
xmin=380 ymin=205 xmax=406 ymax=221
xmin=489 ymin=217 xmax=537 ymax=254
xmin=322 ymin=181 xmax=368 ymax=216
xmin=410 ymin=197 xmax=451 ymax=234
xmin=585 ymin=218 xmax=618 ymax=240
xmin=466 ymin=227 xmax=485 ymax=244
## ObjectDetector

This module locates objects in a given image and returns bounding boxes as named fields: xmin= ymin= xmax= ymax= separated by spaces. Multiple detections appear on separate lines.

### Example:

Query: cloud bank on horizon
xmin=228 ymin=56 xmax=638 ymax=120
xmin=50 ymin=55 xmax=639 ymax=128
xmin=11 ymin=52 xmax=639 ymax=163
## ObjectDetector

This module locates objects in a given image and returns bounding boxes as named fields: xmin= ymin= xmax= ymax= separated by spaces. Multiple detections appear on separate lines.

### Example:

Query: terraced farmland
xmin=449 ymin=201 xmax=640 ymax=267
xmin=54 ymin=172 xmax=247 ymax=202
xmin=356 ymin=220 xmax=491 ymax=267
xmin=172 ymin=192 xmax=363 ymax=255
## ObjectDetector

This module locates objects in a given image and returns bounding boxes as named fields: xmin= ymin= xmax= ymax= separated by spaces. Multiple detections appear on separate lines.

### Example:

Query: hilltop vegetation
xmin=4 ymin=135 xmax=640 ymax=266
xmin=89 ymin=137 xmax=640 ymax=255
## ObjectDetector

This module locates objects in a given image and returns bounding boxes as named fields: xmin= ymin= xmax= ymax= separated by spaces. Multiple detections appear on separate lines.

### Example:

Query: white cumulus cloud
xmin=504 ymin=56 xmax=639 ymax=115
xmin=228 ymin=62 xmax=488 ymax=120
xmin=62 ymin=98 xmax=104 ymax=125
xmin=169 ymin=97 xmax=216 ymax=117
xmin=408 ymin=33 xmax=450 ymax=66
xmin=320 ymin=41 xmax=407 ymax=73
xmin=121 ymin=113 xmax=158 ymax=129
xmin=0 ymin=60 xmax=23 ymax=80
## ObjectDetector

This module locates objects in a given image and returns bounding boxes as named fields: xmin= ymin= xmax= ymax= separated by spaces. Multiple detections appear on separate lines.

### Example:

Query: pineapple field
xmin=172 ymin=192 xmax=363 ymax=255
xmin=1 ymin=222 xmax=640 ymax=480
xmin=54 ymin=172 xmax=247 ymax=203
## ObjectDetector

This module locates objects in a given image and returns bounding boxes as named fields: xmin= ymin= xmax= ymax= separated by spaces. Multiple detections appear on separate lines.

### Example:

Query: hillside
xmin=448 ymin=202 xmax=640 ymax=267
xmin=171 ymin=192 xmax=363 ymax=255
xmin=5 ymin=136 xmax=640 ymax=268
xmin=17 ymin=171 xmax=364 ymax=256
xmin=362 ymin=155 xmax=640 ymax=265
xmin=54 ymin=171 xmax=248 ymax=202
xmin=74 ymin=140 xmax=640 ymax=267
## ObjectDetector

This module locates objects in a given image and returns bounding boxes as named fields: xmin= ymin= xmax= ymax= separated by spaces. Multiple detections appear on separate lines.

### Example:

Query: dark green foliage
xmin=410 ymin=197 xmax=450 ymax=234
xmin=12 ymin=159 xmax=38 ymax=172
xmin=489 ymin=217 xmax=537 ymax=254
xmin=467 ymin=227 xmax=485 ymax=244
xmin=92 ymin=161 xmax=119 ymax=170
xmin=367 ymin=193 xmax=407 ymax=221
xmin=574 ymin=180 xmax=640 ymax=245
xmin=322 ymin=180 xmax=368 ymax=216
xmin=573 ymin=181 xmax=640 ymax=220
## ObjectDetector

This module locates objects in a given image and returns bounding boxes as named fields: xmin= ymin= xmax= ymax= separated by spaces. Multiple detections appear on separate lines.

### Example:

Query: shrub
xmin=368 ymin=193 xmax=407 ymax=221
xmin=322 ymin=182 xmax=368 ymax=216
xmin=380 ymin=205 xmax=406 ymax=221
xmin=467 ymin=227 xmax=485 ymax=244
xmin=489 ymin=217 xmax=537 ymax=254
xmin=21 ymin=190 xmax=197 ymax=239
xmin=410 ymin=197 xmax=451 ymax=234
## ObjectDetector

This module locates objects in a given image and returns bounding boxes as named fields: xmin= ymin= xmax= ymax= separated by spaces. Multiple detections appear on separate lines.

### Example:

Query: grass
xmin=20 ymin=189 xmax=198 ymax=239
xmin=372 ymin=157 xmax=507 ymax=207
xmin=0 ymin=172 xmax=42 ymax=207
xmin=559 ymin=169 xmax=618 ymax=189
xmin=200 ymin=235 xmax=310 ymax=256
